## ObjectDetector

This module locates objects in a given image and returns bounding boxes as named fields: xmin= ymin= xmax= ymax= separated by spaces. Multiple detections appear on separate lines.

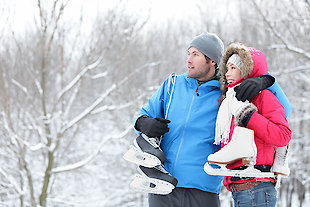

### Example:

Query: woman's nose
xmin=226 ymin=70 xmax=231 ymax=77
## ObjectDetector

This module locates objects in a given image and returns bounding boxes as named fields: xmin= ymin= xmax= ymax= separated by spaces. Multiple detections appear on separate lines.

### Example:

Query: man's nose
xmin=187 ymin=56 xmax=192 ymax=63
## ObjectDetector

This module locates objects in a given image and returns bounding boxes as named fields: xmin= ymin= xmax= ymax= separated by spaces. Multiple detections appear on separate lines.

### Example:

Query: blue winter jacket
xmin=134 ymin=72 xmax=292 ymax=194
xmin=135 ymin=72 xmax=223 ymax=193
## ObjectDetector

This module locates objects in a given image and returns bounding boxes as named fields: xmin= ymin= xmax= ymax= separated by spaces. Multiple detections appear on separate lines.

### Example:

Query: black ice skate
xmin=123 ymin=134 xmax=166 ymax=168
xmin=130 ymin=165 xmax=178 ymax=195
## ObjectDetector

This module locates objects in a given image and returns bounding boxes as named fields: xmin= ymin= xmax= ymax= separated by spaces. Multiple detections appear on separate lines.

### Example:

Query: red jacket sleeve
xmin=246 ymin=89 xmax=291 ymax=147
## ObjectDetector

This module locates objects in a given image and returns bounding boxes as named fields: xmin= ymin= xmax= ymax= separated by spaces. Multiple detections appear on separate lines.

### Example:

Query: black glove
xmin=234 ymin=75 xmax=275 ymax=101
xmin=135 ymin=116 xmax=171 ymax=138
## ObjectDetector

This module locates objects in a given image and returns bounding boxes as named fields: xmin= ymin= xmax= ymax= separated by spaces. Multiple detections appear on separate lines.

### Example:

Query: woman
xmin=210 ymin=42 xmax=291 ymax=207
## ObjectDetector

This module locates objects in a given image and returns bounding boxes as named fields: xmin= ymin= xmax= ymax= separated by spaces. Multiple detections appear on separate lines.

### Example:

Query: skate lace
xmin=149 ymin=138 xmax=159 ymax=148
xmin=155 ymin=165 xmax=169 ymax=174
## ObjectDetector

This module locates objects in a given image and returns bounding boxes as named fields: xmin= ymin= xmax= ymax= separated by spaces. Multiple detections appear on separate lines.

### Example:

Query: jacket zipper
xmin=172 ymin=94 xmax=195 ymax=172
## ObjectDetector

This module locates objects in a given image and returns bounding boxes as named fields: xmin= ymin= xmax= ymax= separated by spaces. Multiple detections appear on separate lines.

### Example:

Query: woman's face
xmin=226 ymin=62 xmax=242 ymax=83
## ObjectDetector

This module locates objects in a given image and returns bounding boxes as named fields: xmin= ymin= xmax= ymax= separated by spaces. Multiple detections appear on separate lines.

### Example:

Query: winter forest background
xmin=0 ymin=0 xmax=309 ymax=206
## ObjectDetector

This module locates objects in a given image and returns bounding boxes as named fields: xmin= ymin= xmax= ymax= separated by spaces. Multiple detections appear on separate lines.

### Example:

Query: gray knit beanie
xmin=188 ymin=32 xmax=224 ymax=65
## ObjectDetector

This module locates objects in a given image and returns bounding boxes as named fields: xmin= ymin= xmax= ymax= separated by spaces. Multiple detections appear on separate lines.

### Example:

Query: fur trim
xmin=234 ymin=103 xmax=257 ymax=127
xmin=219 ymin=42 xmax=254 ymax=91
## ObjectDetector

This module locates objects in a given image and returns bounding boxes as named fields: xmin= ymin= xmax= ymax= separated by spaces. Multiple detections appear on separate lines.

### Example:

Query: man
xmin=133 ymin=33 xmax=290 ymax=207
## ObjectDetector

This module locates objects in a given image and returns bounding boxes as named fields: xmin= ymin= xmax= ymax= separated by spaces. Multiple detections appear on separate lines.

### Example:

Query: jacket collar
xmin=227 ymin=78 xmax=244 ymax=88
xmin=183 ymin=72 xmax=220 ymax=88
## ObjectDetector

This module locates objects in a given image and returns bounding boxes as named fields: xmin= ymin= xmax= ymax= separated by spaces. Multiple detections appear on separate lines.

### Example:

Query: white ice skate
xmin=123 ymin=134 xmax=166 ymax=168
xmin=130 ymin=165 xmax=178 ymax=195
xmin=271 ymin=146 xmax=290 ymax=176
xmin=204 ymin=126 xmax=274 ymax=178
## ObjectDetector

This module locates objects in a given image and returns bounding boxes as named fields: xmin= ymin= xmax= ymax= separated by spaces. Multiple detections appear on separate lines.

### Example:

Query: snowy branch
xmin=0 ymin=168 xmax=23 ymax=195
xmin=10 ymin=79 xmax=41 ymax=115
xmin=59 ymin=61 xmax=161 ymax=136
xmin=52 ymin=125 xmax=132 ymax=173
xmin=91 ymin=71 xmax=108 ymax=79
xmin=58 ymin=83 xmax=116 ymax=136
xmin=26 ymin=66 xmax=43 ymax=96
xmin=56 ymin=57 xmax=103 ymax=101
xmin=11 ymin=79 xmax=28 ymax=94
xmin=251 ymin=0 xmax=310 ymax=60
xmin=91 ymin=102 xmax=133 ymax=115
xmin=268 ymin=44 xmax=310 ymax=60
xmin=272 ymin=64 xmax=310 ymax=76
xmin=63 ymin=86 xmax=79 ymax=120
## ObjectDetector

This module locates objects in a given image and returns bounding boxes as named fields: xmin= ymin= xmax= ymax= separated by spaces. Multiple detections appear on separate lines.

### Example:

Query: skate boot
xmin=205 ymin=126 xmax=274 ymax=178
xmin=271 ymin=146 xmax=290 ymax=176
xmin=208 ymin=126 xmax=256 ymax=165
xmin=130 ymin=165 xmax=178 ymax=195
xmin=123 ymin=134 xmax=166 ymax=168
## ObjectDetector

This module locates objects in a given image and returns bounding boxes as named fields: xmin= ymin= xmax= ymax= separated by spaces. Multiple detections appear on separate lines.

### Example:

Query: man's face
xmin=187 ymin=47 xmax=215 ymax=81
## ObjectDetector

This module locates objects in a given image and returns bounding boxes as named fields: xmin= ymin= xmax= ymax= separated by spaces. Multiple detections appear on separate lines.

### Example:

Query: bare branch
xmin=58 ymin=61 xmax=161 ymax=137
xmin=0 ymin=168 xmax=23 ymax=195
xmin=91 ymin=102 xmax=133 ymax=115
xmin=251 ymin=0 xmax=310 ymax=60
xmin=305 ymin=0 xmax=310 ymax=8
xmin=56 ymin=57 xmax=103 ymax=101
xmin=46 ymin=0 xmax=69 ymax=53
xmin=272 ymin=63 xmax=310 ymax=76
xmin=58 ymin=83 xmax=116 ymax=136
xmin=37 ymin=0 xmax=47 ymax=33
xmin=52 ymin=125 xmax=132 ymax=173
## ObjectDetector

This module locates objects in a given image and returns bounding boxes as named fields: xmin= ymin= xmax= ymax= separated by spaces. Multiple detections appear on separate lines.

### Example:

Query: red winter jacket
xmin=218 ymin=43 xmax=292 ymax=189
xmin=222 ymin=88 xmax=291 ymax=188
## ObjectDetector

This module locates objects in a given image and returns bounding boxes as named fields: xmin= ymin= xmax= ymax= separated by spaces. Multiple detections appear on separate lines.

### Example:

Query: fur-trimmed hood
xmin=219 ymin=42 xmax=269 ymax=90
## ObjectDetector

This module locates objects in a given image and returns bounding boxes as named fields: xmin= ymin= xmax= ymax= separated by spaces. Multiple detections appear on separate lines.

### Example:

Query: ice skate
xmin=205 ymin=126 xmax=274 ymax=178
xmin=271 ymin=146 xmax=290 ymax=176
xmin=123 ymin=134 xmax=166 ymax=168
xmin=130 ymin=165 xmax=178 ymax=195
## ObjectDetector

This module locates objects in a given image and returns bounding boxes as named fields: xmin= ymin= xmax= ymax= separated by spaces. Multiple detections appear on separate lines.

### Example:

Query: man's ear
xmin=211 ymin=60 xmax=216 ymax=66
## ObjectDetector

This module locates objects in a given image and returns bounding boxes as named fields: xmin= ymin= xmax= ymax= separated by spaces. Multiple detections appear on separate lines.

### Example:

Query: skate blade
xmin=123 ymin=145 xmax=161 ymax=168
xmin=130 ymin=174 xmax=175 ymax=195
xmin=272 ymin=169 xmax=290 ymax=177
xmin=204 ymin=162 xmax=274 ymax=178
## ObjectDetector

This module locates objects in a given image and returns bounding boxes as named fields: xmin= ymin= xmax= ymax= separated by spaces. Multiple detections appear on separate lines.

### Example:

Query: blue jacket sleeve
xmin=268 ymin=80 xmax=292 ymax=118
xmin=133 ymin=79 xmax=168 ymax=135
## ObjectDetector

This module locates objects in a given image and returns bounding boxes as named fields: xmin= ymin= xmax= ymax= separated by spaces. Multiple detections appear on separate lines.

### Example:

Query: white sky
xmin=1 ymin=0 xmax=202 ymax=34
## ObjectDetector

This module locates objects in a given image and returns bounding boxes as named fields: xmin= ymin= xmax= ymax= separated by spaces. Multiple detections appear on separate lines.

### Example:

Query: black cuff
xmin=135 ymin=115 xmax=148 ymax=131
xmin=235 ymin=104 xmax=257 ymax=127
xmin=260 ymin=75 xmax=275 ymax=89
xmin=241 ymin=110 xmax=256 ymax=127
